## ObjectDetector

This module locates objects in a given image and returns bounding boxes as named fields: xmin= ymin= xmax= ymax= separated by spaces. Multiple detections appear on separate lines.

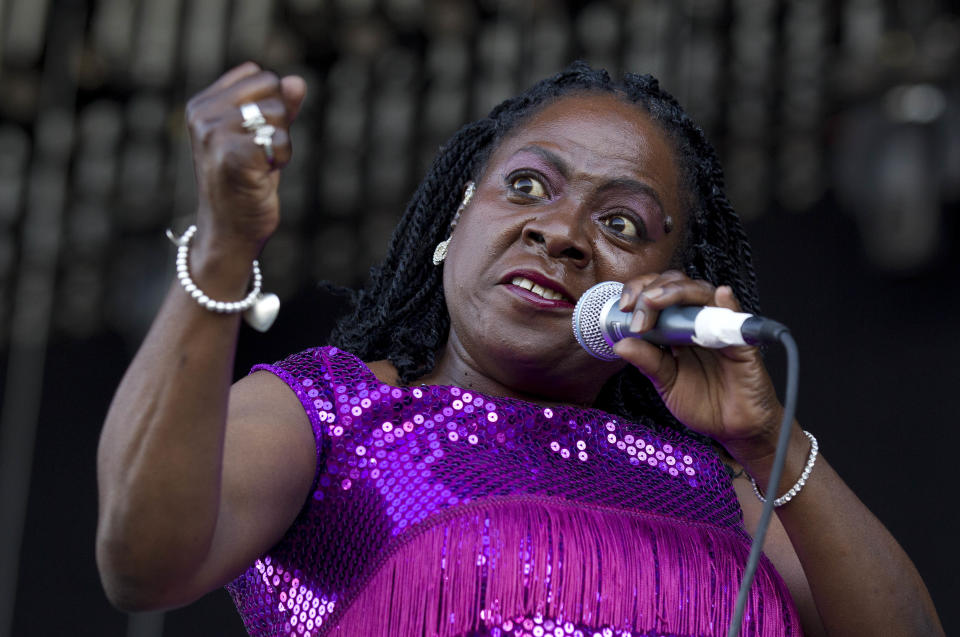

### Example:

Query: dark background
xmin=1 ymin=1 xmax=958 ymax=635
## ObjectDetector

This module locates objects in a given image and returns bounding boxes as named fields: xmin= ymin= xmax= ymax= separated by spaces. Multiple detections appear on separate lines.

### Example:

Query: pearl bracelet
xmin=166 ymin=225 xmax=279 ymax=332
xmin=749 ymin=430 xmax=818 ymax=507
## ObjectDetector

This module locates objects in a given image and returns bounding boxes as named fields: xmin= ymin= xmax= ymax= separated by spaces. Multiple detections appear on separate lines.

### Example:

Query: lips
xmin=500 ymin=270 xmax=575 ymax=306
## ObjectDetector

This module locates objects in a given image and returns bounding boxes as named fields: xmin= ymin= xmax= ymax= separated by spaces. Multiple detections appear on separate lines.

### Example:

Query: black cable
xmin=728 ymin=330 xmax=800 ymax=637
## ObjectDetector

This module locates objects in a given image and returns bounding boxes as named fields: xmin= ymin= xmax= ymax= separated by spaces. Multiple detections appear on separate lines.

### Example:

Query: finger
xmin=640 ymin=275 xmax=715 ymax=311
xmin=233 ymin=97 xmax=289 ymax=129
xmin=214 ymin=128 xmax=289 ymax=186
xmin=235 ymin=98 xmax=293 ymax=168
xmin=187 ymin=71 xmax=285 ymax=132
xmin=619 ymin=270 xmax=690 ymax=310
xmin=229 ymin=124 xmax=291 ymax=170
xmin=263 ymin=126 xmax=291 ymax=169
xmin=186 ymin=64 xmax=262 ymax=124
xmin=714 ymin=285 xmax=742 ymax=311
xmin=280 ymin=75 xmax=307 ymax=122
xmin=711 ymin=285 xmax=760 ymax=360
xmin=618 ymin=273 xmax=661 ymax=311
xmin=612 ymin=337 xmax=678 ymax=396
xmin=630 ymin=278 xmax=716 ymax=334
xmin=200 ymin=61 xmax=262 ymax=96
xmin=220 ymin=70 xmax=286 ymax=107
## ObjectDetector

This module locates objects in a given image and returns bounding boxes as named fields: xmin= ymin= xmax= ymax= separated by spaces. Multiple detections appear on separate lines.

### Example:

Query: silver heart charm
xmin=243 ymin=292 xmax=280 ymax=332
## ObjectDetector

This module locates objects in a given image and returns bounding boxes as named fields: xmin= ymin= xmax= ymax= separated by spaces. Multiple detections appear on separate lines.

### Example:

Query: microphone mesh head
xmin=572 ymin=281 xmax=623 ymax=361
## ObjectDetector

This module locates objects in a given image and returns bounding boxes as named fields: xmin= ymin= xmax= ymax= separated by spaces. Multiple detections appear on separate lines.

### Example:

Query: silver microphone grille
xmin=572 ymin=281 xmax=623 ymax=361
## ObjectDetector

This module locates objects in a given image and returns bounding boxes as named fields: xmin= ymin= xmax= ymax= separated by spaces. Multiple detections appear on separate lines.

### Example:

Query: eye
xmin=602 ymin=213 xmax=642 ymax=239
xmin=510 ymin=175 xmax=548 ymax=198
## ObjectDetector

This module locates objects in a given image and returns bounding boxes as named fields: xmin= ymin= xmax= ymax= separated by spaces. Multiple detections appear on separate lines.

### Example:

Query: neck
xmin=411 ymin=337 xmax=614 ymax=409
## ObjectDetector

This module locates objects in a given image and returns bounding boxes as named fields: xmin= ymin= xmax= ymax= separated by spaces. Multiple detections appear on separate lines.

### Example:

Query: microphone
xmin=572 ymin=281 xmax=789 ymax=361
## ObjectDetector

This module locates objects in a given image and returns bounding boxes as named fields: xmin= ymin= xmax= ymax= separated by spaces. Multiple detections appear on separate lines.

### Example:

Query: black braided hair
xmin=329 ymin=61 xmax=760 ymax=431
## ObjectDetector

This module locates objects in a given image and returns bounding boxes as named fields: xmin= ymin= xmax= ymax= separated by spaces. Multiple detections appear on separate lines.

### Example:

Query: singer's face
xmin=440 ymin=92 xmax=688 ymax=401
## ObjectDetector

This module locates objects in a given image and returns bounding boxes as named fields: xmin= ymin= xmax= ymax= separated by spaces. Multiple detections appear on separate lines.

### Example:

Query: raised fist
xmin=184 ymin=62 xmax=307 ymax=259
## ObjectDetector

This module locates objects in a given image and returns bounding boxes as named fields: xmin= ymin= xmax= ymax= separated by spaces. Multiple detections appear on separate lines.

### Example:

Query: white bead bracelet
xmin=749 ymin=430 xmax=819 ymax=507
xmin=167 ymin=224 xmax=262 ymax=312
xmin=165 ymin=225 xmax=279 ymax=332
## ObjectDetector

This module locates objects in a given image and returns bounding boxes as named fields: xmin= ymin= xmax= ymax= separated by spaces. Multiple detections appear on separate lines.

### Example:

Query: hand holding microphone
xmin=572 ymin=270 xmax=791 ymax=453
xmin=571 ymin=274 xmax=803 ymax=637
xmin=573 ymin=280 xmax=788 ymax=360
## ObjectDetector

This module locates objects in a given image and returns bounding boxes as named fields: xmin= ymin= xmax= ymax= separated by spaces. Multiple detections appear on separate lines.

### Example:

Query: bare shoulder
xmin=190 ymin=370 xmax=317 ymax=593
xmin=229 ymin=368 xmax=314 ymax=424
xmin=223 ymin=370 xmax=317 ymax=491
xmin=223 ymin=369 xmax=317 ymax=526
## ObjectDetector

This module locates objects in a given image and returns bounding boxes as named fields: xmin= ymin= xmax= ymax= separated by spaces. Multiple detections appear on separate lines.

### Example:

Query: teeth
xmin=510 ymin=277 xmax=565 ymax=301
xmin=512 ymin=277 xmax=534 ymax=291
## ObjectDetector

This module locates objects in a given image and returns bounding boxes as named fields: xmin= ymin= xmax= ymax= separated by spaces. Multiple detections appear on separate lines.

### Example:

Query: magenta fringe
xmin=327 ymin=496 xmax=799 ymax=636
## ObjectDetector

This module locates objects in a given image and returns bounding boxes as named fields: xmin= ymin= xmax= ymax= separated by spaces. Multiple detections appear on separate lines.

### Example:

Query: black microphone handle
xmin=602 ymin=303 xmax=788 ymax=347
xmin=601 ymin=304 xmax=700 ymax=346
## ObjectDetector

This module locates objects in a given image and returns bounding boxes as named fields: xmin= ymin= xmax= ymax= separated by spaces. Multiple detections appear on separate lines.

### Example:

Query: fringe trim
xmin=326 ymin=496 xmax=799 ymax=637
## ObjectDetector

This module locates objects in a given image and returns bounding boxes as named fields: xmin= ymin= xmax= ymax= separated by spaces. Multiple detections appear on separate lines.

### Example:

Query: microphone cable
xmin=727 ymin=329 xmax=799 ymax=637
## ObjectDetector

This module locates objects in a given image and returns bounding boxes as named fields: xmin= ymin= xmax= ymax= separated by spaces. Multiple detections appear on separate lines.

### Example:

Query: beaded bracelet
xmin=166 ymin=225 xmax=279 ymax=331
xmin=749 ymin=430 xmax=818 ymax=507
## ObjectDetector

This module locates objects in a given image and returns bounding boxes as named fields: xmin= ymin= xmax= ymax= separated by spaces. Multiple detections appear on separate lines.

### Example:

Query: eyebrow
xmin=514 ymin=144 xmax=666 ymax=215
xmin=598 ymin=178 xmax=666 ymax=217
xmin=516 ymin=145 xmax=572 ymax=180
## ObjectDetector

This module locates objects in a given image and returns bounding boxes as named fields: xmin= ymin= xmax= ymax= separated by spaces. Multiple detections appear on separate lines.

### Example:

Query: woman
xmin=96 ymin=61 xmax=943 ymax=636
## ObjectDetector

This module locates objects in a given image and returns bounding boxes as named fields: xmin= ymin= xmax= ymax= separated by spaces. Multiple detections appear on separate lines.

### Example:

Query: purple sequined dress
xmin=227 ymin=346 xmax=801 ymax=637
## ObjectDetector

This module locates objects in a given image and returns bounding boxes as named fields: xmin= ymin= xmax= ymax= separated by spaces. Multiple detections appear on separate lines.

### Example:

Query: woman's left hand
xmin=614 ymin=271 xmax=946 ymax=637
xmin=612 ymin=270 xmax=783 ymax=454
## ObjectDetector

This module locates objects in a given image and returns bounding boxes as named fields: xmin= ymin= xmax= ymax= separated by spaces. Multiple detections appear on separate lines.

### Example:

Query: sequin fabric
xmin=227 ymin=347 xmax=800 ymax=637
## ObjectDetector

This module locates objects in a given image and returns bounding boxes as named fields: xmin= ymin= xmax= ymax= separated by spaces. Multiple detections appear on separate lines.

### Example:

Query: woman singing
xmin=96 ymin=61 xmax=943 ymax=636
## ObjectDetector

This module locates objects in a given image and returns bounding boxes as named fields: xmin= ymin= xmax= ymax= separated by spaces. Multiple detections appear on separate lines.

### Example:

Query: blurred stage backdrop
xmin=1 ymin=0 xmax=958 ymax=635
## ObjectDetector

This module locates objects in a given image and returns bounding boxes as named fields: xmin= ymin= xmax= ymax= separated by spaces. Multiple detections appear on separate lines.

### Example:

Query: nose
xmin=522 ymin=206 xmax=592 ymax=267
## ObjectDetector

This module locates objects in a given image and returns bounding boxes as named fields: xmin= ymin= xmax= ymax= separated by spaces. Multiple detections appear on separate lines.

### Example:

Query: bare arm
xmin=96 ymin=63 xmax=315 ymax=610
xmin=731 ymin=464 xmax=824 ymax=637
xmin=731 ymin=428 xmax=944 ymax=636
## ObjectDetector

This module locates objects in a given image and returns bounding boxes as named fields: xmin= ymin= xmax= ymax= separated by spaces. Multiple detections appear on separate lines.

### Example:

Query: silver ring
xmin=239 ymin=102 xmax=267 ymax=130
xmin=252 ymin=124 xmax=276 ymax=164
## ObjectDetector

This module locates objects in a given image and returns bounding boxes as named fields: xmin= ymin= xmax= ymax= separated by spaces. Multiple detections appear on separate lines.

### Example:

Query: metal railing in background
xmin=0 ymin=3 xmax=84 ymax=636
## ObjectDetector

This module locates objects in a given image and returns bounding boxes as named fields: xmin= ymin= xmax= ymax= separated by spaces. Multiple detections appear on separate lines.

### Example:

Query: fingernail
xmin=619 ymin=291 xmax=633 ymax=309
xmin=630 ymin=308 xmax=646 ymax=333
xmin=643 ymin=287 xmax=664 ymax=300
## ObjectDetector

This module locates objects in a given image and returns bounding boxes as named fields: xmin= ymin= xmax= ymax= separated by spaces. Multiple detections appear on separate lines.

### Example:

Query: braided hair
xmin=329 ymin=61 xmax=760 ymax=430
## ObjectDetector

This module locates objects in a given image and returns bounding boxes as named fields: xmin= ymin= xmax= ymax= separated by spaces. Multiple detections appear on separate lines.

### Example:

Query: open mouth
xmin=504 ymin=273 xmax=574 ymax=304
